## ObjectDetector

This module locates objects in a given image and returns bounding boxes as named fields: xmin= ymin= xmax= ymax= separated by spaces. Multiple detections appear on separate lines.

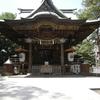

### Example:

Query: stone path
xmin=0 ymin=76 xmax=100 ymax=100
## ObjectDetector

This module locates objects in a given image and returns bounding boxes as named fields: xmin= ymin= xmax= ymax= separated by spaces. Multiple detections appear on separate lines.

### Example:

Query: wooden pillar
xmin=22 ymin=62 xmax=25 ymax=74
xmin=28 ymin=43 xmax=32 ymax=73
xmin=61 ymin=43 xmax=64 ymax=65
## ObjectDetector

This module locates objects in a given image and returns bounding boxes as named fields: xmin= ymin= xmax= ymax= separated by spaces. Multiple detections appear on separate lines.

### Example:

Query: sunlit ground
xmin=0 ymin=77 xmax=100 ymax=100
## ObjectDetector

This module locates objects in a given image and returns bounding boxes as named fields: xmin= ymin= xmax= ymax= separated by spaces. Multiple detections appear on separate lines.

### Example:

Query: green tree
xmin=76 ymin=0 xmax=100 ymax=19
xmin=73 ymin=39 xmax=95 ymax=65
xmin=75 ymin=0 xmax=100 ymax=66
xmin=0 ymin=12 xmax=19 ymax=66
xmin=0 ymin=12 xmax=16 ymax=20
xmin=75 ymin=9 xmax=95 ymax=19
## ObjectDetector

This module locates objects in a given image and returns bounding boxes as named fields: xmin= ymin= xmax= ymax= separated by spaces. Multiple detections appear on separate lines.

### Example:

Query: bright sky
xmin=0 ymin=0 xmax=83 ymax=19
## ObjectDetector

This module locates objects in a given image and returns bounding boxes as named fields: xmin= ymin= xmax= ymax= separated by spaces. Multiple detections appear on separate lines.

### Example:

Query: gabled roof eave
xmin=26 ymin=0 xmax=67 ymax=19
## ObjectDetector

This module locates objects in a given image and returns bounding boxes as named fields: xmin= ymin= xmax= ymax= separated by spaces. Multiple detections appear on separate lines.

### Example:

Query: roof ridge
xmin=25 ymin=0 xmax=67 ymax=18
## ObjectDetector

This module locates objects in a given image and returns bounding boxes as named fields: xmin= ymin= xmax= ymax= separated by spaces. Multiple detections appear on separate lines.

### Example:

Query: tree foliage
xmin=0 ymin=12 xmax=16 ymax=20
xmin=73 ymin=39 xmax=95 ymax=65
xmin=75 ymin=9 xmax=95 ymax=19
xmin=75 ymin=0 xmax=100 ymax=65
xmin=0 ymin=33 xmax=19 ymax=65
xmin=76 ymin=0 xmax=100 ymax=19
xmin=0 ymin=12 xmax=19 ymax=66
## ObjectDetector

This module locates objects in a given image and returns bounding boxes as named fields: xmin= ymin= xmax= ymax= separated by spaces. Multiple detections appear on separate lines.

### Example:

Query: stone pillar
xmin=61 ymin=43 xmax=64 ymax=65
xmin=28 ymin=43 xmax=32 ymax=73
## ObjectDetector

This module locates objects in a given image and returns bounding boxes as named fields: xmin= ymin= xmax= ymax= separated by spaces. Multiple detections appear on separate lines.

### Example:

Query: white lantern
xmin=25 ymin=38 xmax=32 ymax=43
xmin=19 ymin=53 xmax=25 ymax=62
xmin=68 ymin=53 xmax=74 ymax=62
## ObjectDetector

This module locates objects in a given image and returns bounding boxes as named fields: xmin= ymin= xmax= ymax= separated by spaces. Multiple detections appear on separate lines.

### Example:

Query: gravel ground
xmin=0 ymin=77 xmax=100 ymax=100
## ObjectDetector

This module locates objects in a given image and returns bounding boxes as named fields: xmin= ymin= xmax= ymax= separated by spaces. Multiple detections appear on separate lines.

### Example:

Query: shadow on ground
xmin=0 ymin=78 xmax=69 ymax=100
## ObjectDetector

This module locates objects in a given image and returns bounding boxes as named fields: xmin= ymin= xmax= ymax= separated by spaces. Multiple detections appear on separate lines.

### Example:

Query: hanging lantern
xmin=15 ymin=48 xmax=28 ymax=62
xmin=59 ymin=38 xmax=66 ymax=43
xmin=25 ymin=38 xmax=33 ymax=43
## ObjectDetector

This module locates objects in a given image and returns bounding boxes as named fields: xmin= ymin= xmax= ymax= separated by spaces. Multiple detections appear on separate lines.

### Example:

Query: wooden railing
xmin=52 ymin=66 xmax=61 ymax=75
xmin=32 ymin=65 xmax=61 ymax=75
xmin=10 ymin=58 xmax=29 ymax=65
xmin=32 ymin=66 xmax=40 ymax=75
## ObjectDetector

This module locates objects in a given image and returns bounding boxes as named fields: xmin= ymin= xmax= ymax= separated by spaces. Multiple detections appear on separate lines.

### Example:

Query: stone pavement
xmin=0 ymin=76 xmax=100 ymax=100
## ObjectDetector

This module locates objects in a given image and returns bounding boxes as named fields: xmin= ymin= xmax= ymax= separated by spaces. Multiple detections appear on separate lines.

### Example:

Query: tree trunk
xmin=95 ymin=27 xmax=100 ymax=67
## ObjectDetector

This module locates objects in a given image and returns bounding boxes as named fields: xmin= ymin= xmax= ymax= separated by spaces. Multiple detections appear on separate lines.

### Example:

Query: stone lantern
xmin=3 ymin=58 xmax=14 ymax=75
xmin=15 ymin=48 xmax=28 ymax=74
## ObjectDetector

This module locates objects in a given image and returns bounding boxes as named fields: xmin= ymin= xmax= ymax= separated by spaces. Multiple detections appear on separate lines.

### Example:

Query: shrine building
xmin=0 ymin=0 xmax=100 ymax=75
